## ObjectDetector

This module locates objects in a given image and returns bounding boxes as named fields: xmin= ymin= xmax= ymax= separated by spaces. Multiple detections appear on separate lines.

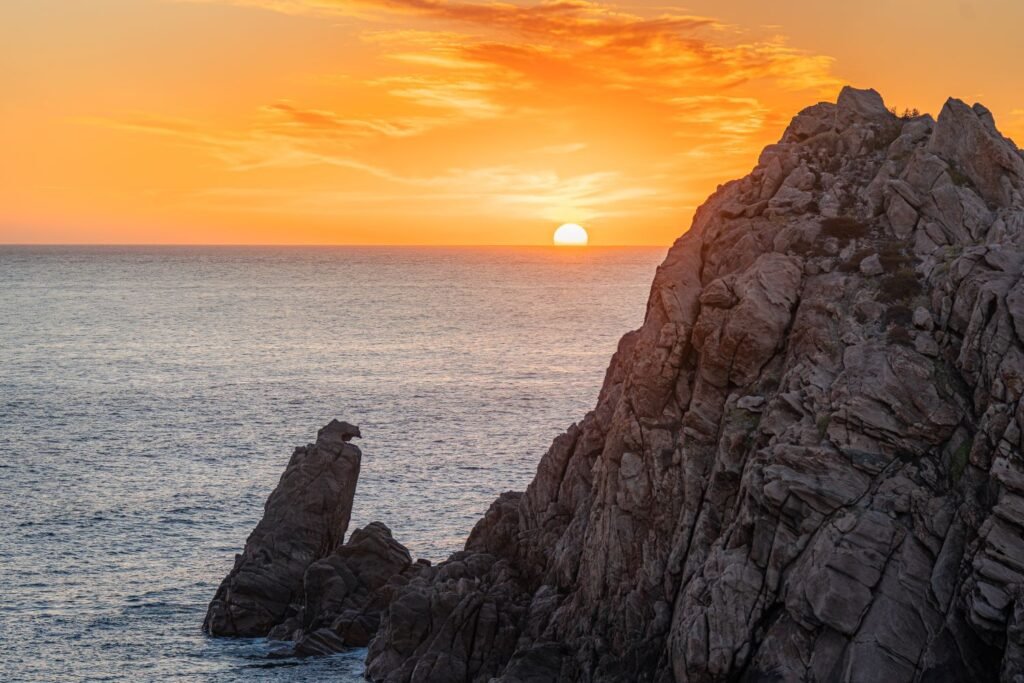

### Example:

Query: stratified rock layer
xmin=366 ymin=88 xmax=1024 ymax=681
xmin=204 ymin=419 xmax=363 ymax=636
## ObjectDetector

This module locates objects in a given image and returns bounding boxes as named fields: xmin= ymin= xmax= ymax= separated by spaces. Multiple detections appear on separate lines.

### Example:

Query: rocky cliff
xmin=363 ymin=88 xmax=1024 ymax=682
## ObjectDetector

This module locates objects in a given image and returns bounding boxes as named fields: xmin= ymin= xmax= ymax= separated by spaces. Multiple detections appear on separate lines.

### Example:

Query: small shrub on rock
xmin=887 ymin=325 xmax=914 ymax=346
xmin=877 ymin=269 xmax=922 ymax=303
xmin=878 ymin=243 xmax=914 ymax=271
xmin=882 ymin=304 xmax=913 ymax=327
xmin=889 ymin=106 xmax=921 ymax=120
xmin=821 ymin=216 xmax=871 ymax=241
xmin=947 ymin=165 xmax=972 ymax=188
xmin=838 ymin=248 xmax=875 ymax=273
xmin=793 ymin=236 xmax=831 ymax=258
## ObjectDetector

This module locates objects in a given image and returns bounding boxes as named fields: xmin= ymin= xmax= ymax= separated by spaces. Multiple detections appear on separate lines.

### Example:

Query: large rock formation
xmin=271 ymin=521 xmax=426 ymax=657
xmin=204 ymin=420 xmax=363 ymax=636
xmin=364 ymin=88 xmax=1024 ymax=681
xmin=205 ymin=419 xmax=417 ymax=649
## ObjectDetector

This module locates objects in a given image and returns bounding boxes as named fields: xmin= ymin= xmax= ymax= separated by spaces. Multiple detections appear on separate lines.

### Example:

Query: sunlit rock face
xmin=365 ymin=87 xmax=1024 ymax=682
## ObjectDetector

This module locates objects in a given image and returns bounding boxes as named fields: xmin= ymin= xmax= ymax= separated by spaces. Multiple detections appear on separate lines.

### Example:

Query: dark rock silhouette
xmin=204 ymin=420 xmax=420 ymax=656
xmin=204 ymin=420 xmax=363 ymax=636
xmin=204 ymin=418 xmax=421 ymax=654
xmin=363 ymin=87 xmax=1024 ymax=682
xmin=273 ymin=521 xmax=422 ymax=657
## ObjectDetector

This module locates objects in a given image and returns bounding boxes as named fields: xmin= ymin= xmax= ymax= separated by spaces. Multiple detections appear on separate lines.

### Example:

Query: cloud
xmin=75 ymin=114 xmax=205 ymax=138
xmin=182 ymin=0 xmax=838 ymax=96
xmin=376 ymin=76 xmax=509 ymax=117
xmin=263 ymin=102 xmax=440 ymax=137
xmin=193 ymin=163 xmax=666 ymax=222
xmin=81 ymin=110 xmax=664 ymax=218
xmin=182 ymin=0 xmax=718 ymax=38
xmin=137 ymin=0 xmax=844 ymax=235
xmin=665 ymin=95 xmax=769 ymax=136
xmin=356 ymin=0 xmax=720 ymax=45
xmin=533 ymin=142 xmax=587 ymax=155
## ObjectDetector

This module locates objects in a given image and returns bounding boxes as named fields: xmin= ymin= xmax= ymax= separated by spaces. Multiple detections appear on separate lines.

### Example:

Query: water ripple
xmin=0 ymin=245 xmax=664 ymax=682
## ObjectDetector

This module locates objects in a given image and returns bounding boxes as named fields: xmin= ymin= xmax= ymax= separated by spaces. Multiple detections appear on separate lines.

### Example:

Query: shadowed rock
xmin=364 ymin=87 xmax=1024 ymax=681
xmin=204 ymin=421 xmax=420 ymax=655
xmin=203 ymin=420 xmax=363 ymax=636
xmin=274 ymin=521 xmax=419 ymax=656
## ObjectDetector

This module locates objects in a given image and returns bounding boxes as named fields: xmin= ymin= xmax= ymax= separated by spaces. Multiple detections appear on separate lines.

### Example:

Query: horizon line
xmin=0 ymin=242 xmax=672 ymax=248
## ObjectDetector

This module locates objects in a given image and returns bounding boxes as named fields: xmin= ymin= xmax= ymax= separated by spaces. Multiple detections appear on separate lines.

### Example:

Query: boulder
xmin=928 ymin=97 xmax=1024 ymax=207
xmin=290 ymin=521 xmax=413 ymax=652
xmin=859 ymin=253 xmax=883 ymax=275
xmin=836 ymin=85 xmax=892 ymax=127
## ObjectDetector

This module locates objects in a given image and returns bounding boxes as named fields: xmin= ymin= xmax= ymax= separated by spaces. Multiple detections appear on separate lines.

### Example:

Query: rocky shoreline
xmin=205 ymin=87 xmax=1024 ymax=681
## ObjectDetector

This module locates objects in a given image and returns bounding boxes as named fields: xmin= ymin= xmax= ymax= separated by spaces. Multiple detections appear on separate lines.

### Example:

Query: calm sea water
xmin=0 ymin=246 xmax=664 ymax=682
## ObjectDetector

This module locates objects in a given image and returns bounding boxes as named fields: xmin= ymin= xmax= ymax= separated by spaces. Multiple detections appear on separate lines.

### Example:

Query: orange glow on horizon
xmin=2 ymin=0 xmax=1022 ymax=246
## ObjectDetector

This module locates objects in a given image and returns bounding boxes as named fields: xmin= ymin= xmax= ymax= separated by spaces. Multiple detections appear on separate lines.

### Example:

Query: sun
xmin=553 ymin=223 xmax=589 ymax=246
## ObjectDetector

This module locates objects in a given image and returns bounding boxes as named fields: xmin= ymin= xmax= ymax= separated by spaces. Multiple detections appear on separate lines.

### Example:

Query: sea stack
xmin=363 ymin=87 xmax=1024 ymax=681
xmin=203 ymin=419 xmax=363 ymax=636
xmin=204 ymin=420 xmax=421 ymax=655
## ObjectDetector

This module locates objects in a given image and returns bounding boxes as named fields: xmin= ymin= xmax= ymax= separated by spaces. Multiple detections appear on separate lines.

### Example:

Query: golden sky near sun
xmin=2 ymin=0 xmax=1023 ymax=245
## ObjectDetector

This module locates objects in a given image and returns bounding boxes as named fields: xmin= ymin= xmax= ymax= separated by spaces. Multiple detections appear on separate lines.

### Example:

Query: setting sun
xmin=553 ymin=223 xmax=589 ymax=246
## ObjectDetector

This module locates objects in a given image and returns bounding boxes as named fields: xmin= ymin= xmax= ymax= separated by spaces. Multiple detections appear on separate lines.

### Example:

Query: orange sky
xmin=2 ymin=0 xmax=1022 ymax=245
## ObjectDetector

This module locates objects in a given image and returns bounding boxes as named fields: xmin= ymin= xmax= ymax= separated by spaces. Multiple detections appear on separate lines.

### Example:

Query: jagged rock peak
xmin=365 ymin=87 xmax=1024 ymax=682
xmin=317 ymin=419 xmax=362 ymax=449
xmin=929 ymin=96 xmax=1024 ymax=207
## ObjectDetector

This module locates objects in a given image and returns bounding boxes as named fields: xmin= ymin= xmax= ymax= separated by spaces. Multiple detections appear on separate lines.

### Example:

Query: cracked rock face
xmin=365 ymin=88 xmax=1024 ymax=682
xmin=272 ymin=521 xmax=420 ymax=657
xmin=203 ymin=417 xmax=399 ymax=643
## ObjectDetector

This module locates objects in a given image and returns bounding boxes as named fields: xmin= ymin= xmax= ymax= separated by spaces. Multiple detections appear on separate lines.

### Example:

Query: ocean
xmin=0 ymin=246 xmax=665 ymax=681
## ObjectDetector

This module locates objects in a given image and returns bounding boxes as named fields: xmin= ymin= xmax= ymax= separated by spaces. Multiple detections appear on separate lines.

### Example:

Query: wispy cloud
xmin=665 ymin=95 xmax=769 ymax=136
xmin=180 ymin=0 xmax=838 ymax=97
xmin=81 ymin=107 xmax=665 ymax=219
xmin=533 ymin=142 xmax=588 ymax=155
xmin=376 ymin=76 xmax=509 ymax=117
xmin=264 ymin=102 xmax=440 ymax=138
xmin=130 ymin=0 xmax=843 ymax=237
xmin=194 ymin=164 xmax=664 ymax=222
